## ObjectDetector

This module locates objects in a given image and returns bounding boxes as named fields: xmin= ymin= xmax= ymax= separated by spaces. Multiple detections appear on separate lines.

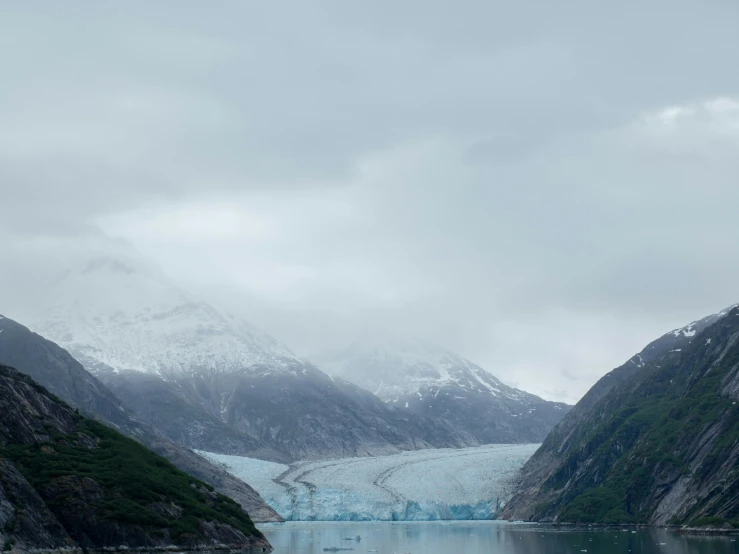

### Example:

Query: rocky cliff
xmin=0 ymin=365 xmax=272 ymax=552
xmin=501 ymin=306 xmax=739 ymax=526
xmin=0 ymin=314 xmax=282 ymax=522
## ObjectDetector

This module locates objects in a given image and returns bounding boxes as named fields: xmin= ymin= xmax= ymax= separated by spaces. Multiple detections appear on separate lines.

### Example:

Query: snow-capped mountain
xmin=0 ymin=313 xmax=282 ymax=522
xmin=315 ymin=337 xmax=571 ymax=444
xmin=28 ymin=252 xmax=476 ymax=461
xmin=623 ymin=302 xmax=739 ymax=370
xmin=35 ymin=256 xmax=304 ymax=378
xmin=319 ymin=336 xmax=524 ymax=402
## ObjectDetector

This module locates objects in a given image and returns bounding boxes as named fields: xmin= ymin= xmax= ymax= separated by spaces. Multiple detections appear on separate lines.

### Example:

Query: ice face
xmin=200 ymin=444 xmax=539 ymax=521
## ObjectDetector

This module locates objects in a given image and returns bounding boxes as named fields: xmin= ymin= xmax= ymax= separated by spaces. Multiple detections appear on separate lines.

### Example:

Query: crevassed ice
xmin=200 ymin=444 xmax=538 ymax=521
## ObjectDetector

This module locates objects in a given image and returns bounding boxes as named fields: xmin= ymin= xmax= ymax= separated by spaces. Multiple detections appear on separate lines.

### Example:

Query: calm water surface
xmin=260 ymin=521 xmax=739 ymax=554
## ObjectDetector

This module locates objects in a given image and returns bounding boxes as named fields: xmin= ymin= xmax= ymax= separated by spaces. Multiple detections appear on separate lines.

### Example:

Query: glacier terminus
xmin=202 ymin=444 xmax=538 ymax=522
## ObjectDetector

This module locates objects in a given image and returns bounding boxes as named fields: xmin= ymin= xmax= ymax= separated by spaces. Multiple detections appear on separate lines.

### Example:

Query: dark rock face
xmin=98 ymin=369 xmax=283 ymax=461
xmin=0 ymin=315 xmax=282 ymax=522
xmin=99 ymin=366 xmax=478 ymax=462
xmin=0 ymin=366 xmax=272 ymax=552
xmin=99 ymin=370 xmax=291 ymax=463
xmin=393 ymin=382 xmax=570 ymax=444
xmin=0 ymin=460 xmax=73 ymax=551
xmin=501 ymin=306 xmax=739 ymax=526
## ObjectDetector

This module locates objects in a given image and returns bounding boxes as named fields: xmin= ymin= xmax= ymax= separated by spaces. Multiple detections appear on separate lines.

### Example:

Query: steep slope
xmin=28 ymin=256 xmax=474 ymax=461
xmin=318 ymin=337 xmax=571 ymax=443
xmin=501 ymin=305 xmax=739 ymax=525
xmin=97 ymin=366 xmax=477 ymax=461
xmin=0 ymin=314 xmax=282 ymax=522
xmin=0 ymin=365 xmax=271 ymax=552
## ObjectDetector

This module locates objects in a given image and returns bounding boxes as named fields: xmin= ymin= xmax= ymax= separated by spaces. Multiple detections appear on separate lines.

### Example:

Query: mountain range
xmin=2 ymin=244 xmax=737 ymax=527
xmin=20 ymin=252 xmax=570 ymax=460
xmin=501 ymin=304 xmax=739 ymax=526
xmin=24 ymin=256 xmax=483 ymax=462
xmin=0 ymin=313 xmax=281 ymax=523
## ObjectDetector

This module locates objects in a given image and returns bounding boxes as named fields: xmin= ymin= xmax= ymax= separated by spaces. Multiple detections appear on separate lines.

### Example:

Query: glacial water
xmin=260 ymin=521 xmax=739 ymax=554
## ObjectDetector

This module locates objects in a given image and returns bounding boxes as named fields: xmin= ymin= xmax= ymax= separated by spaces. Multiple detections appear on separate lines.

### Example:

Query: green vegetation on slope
xmin=1 ymin=418 xmax=263 ymax=541
xmin=537 ymin=313 xmax=739 ymax=526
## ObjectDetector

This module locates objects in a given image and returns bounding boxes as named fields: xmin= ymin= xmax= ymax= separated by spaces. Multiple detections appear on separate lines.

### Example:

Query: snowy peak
xmin=32 ymin=254 xmax=303 ymax=378
xmin=627 ymin=302 xmax=739 ymax=370
xmin=317 ymin=335 xmax=571 ymax=444
xmin=317 ymin=336 xmax=524 ymax=402
xmin=668 ymin=303 xmax=739 ymax=339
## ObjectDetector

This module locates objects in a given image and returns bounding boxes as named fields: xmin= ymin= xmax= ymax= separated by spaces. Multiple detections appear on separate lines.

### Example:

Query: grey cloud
xmin=1 ymin=1 xmax=738 ymax=401
xmin=4 ymin=1 xmax=738 ymax=226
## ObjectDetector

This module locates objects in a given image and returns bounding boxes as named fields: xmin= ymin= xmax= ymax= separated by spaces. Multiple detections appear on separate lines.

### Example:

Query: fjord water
xmin=261 ymin=521 xmax=739 ymax=554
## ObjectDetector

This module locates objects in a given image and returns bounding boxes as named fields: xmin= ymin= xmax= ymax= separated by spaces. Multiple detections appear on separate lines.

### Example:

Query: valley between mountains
xmin=0 ymin=246 xmax=737 ymax=551
xmin=24 ymin=253 xmax=570 ymax=463
xmin=201 ymin=444 xmax=539 ymax=521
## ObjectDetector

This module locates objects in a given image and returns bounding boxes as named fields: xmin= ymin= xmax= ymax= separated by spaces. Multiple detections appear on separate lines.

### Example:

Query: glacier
xmin=200 ymin=444 xmax=538 ymax=521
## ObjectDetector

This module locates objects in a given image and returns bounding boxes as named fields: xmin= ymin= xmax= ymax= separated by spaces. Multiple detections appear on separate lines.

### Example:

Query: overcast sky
xmin=1 ymin=1 xmax=738 ymax=403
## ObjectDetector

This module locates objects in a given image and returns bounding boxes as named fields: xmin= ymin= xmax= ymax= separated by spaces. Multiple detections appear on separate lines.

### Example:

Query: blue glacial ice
xmin=200 ymin=444 xmax=538 ymax=521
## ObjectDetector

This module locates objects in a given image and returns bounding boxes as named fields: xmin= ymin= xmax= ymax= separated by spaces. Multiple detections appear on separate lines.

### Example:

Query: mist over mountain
xmin=0 ymin=313 xmax=282 ymax=522
xmin=317 ymin=337 xmax=571 ymax=443
xmin=23 ymin=252 xmax=483 ymax=461
xmin=1 ymin=0 xmax=739 ymax=539
xmin=2 ymin=0 xmax=739 ymax=432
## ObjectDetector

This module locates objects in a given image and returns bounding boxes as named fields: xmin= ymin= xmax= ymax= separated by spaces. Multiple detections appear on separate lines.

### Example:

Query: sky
xmin=1 ymin=1 xmax=739 ymax=403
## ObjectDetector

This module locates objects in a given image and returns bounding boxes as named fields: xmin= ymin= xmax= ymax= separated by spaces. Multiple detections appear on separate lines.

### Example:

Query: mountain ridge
xmin=26 ymin=256 xmax=479 ymax=461
xmin=0 ymin=314 xmax=283 ymax=522
xmin=501 ymin=304 xmax=739 ymax=525
xmin=0 ymin=365 xmax=272 ymax=552
xmin=318 ymin=336 xmax=571 ymax=444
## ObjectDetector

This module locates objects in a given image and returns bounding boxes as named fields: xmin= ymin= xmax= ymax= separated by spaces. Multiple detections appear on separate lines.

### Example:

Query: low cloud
xmin=1 ymin=2 xmax=738 ymax=402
